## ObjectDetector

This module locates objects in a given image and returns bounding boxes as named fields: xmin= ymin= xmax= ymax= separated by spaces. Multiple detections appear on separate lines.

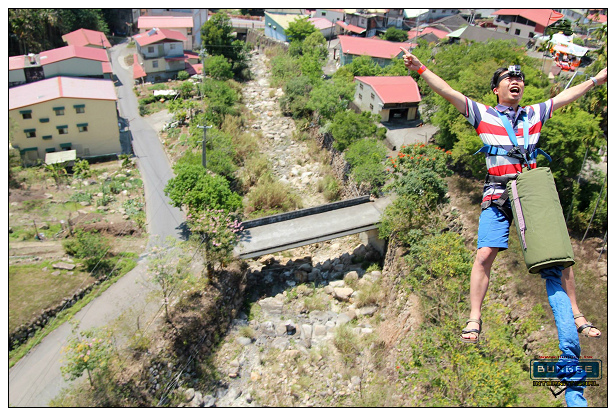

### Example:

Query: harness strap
xmin=474 ymin=145 xmax=552 ymax=162
xmin=510 ymin=179 xmax=527 ymax=249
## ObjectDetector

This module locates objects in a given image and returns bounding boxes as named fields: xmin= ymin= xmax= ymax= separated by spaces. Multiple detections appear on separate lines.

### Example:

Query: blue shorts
xmin=477 ymin=204 xmax=512 ymax=250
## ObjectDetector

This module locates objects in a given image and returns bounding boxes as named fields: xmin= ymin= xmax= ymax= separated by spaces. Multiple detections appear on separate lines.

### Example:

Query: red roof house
xmin=137 ymin=15 xmax=194 ymax=50
xmin=133 ymin=28 xmax=187 ymax=47
xmin=62 ymin=28 xmax=112 ymax=49
xmin=353 ymin=76 xmax=422 ymax=122
xmin=492 ymin=9 xmax=563 ymax=38
xmin=338 ymin=35 xmax=410 ymax=67
xmin=9 ymin=45 xmax=111 ymax=86
xmin=132 ymin=28 xmax=189 ymax=82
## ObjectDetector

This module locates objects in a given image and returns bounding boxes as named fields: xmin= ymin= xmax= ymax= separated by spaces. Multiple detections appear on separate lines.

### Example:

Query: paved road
xmin=8 ymin=40 xmax=184 ymax=407
xmin=111 ymin=41 xmax=186 ymax=242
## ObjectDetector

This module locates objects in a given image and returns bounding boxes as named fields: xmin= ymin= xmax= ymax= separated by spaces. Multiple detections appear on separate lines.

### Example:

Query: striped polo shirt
xmin=463 ymin=97 xmax=554 ymax=202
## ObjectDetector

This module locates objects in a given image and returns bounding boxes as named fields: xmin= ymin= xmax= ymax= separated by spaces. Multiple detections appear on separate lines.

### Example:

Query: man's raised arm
xmin=400 ymin=47 xmax=467 ymax=115
xmin=552 ymin=67 xmax=607 ymax=111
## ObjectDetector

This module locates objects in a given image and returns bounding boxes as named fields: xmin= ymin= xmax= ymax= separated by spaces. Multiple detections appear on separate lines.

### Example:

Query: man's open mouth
xmin=510 ymin=86 xmax=521 ymax=94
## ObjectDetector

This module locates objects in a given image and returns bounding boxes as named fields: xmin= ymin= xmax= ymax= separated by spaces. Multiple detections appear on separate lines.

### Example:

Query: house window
xmin=370 ymin=104 xmax=374 ymax=110
xmin=170 ymin=43 xmax=176 ymax=50
xmin=77 ymin=123 xmax=88 ymax=132
xmin=152 ymin=60 xmax=159 ymax=68
xmin=57 ymin=125 xmax=68 ymax=135
xmin=148 ymin=46 xmax=155 ymax=53
xmin=53 ymin=107 xmax=65 ymax=116
xmin=45 ymin=147 xmax=56 ymax=153
xmin=359 ymin=94 xmax=363 ymax=100
xmin=42 ymin=135 xmax=52 ymax=140
xmin=371 ymin=93 xmax=375 ymax=100
xmin=39 ymin=118 xmax=50 ymax=123
xmin=74 ymin=104 xmax=85 ymax=114
xmin=360 ymin=84 xmax=364 ymax=89
xmin=20 ymin=110 xmax=32 ymax=119
xmin=187 ymin=28 xmax=192 ymax=35
xmin=24 ymin=128 xmax=36 ymax=138
xmin=529 ymin=32 xmax=535 ymax=38
xmin=60 ymin=143 xmax=72 ymax=150
xmin=515 ymin=28 xmax=521 ymax=36
xmin=321 ymin=11 xmax=326 ymax=16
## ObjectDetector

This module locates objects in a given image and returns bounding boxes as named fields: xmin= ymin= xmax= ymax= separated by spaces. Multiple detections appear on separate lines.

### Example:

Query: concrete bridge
xmin=233 ymin=196 xmax=391 ymax=259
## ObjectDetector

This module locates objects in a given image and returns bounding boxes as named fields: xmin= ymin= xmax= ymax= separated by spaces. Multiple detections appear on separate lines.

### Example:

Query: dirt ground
xmin=9 ymin=159 xmax=148 ymax=331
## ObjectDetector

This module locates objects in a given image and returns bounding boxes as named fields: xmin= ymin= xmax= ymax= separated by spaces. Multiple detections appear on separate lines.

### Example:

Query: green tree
xmin=307 ymin=77 xmax=355 ymax=120
xmin=280 ymin=75 xmax=314 ymax=119
xmin=147 ymin=239 xmax=191 ymax=321
xmin=285 ymin=16 xmax=318 ymax=42
xmin=330 ymin=110 xmax=379 ymax=151
xmin=188 ymin=208 xmax=244 ymax=276
xmin=381 ymin=26 xmax=409 ymax=42
xmin=302 ymin=31 xmax=329 ymax=61
xmin=202 ymin=55 xmax=234 ymax=80
xmin=343 ymin=55 xmax=383 ymax=77
xmin=164 ymin=163 xmax=242 ymax=215
xmin=200 ymin=12 xmax=236 ymax=59
xmin=345 ymin=138 xmax=389 ymax=193
xmin=199 ymin=79 xmax=240 ymax=126
xmin=61 ymin=326 xmax=114 ymax=388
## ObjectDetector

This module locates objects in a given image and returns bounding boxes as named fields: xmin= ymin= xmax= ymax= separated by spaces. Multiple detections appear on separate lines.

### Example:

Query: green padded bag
xmin=507 ymin=167 xmax=575 ymax=274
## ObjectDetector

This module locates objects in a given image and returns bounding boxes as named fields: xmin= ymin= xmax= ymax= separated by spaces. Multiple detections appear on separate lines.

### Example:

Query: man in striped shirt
xmin=400 ymin=48 xmax=606 ymax=345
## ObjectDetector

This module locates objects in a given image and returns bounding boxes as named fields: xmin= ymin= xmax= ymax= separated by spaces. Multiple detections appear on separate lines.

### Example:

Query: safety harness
xmin=474 ymin=110 xmax=552 ymax=221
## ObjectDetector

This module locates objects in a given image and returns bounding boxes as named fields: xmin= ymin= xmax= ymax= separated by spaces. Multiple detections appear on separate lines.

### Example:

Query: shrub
xmin=177 ymin=70 xmax=190 ymax=81
xmin=164 ymin=164 xmax=242 ymax=215
xmin=331 ymin=110 xmax=379 ymax=151
xmin=316 ymin=174 xmax=341 ymax=202
xmin=237 ymin=155 xmax=270 ymax=192
xmin=72 ymin=159 xmax=91 ymax=179
xmin=62 ymin=229 xmax=112 ymax=274
xmin=244 ymin=174 xmax=302 ymax=218
xmin=345 ymin=138 xmax=388 ymax=193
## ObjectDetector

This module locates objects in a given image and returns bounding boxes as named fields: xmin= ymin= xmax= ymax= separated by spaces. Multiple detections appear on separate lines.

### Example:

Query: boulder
xmin=333 ymin=287 xmax=354 ymax=302
xmin=258 ymin=297 xmax=283 ymax=316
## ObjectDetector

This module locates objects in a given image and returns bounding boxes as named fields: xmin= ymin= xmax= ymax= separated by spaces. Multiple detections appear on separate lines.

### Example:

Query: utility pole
xmin=197 ymin=125 xmax=212 ymax=169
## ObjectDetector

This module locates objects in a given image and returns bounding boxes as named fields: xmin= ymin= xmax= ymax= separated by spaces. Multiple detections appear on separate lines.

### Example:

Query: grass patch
xmin=9 ymin=260 xmax=97 ymax=332
xmin=9 ymin=253 xmax=138 ymax=368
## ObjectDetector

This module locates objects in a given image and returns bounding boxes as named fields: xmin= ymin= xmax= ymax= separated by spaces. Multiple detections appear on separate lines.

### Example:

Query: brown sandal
xmin=574 ymin=313 xmax=601 ymax=338
xmin=460 ymin=318 xmax=482 ymax=344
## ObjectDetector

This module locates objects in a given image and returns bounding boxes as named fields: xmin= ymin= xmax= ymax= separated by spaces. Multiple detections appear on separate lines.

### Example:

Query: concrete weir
xmin=234 ymin=196 xmax=391 ymax=259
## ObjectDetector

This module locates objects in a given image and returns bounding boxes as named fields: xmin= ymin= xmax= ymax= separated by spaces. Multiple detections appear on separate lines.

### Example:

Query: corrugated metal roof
xmin=132 ymin=54 xmax=147 ymax=79
xmin=339 ymin=35 xmax=408 ymax=60
xmin=133 ymin=28 xmax=187 ymax=46
xmin=10 ymin=45 xmax=109 ymax=71
xmin=355 ymin=76 xmax=421 ymax=104
xmin=137 ymin=15 xmax=194 ymax=29
xmin=62 ymin=28 xmax=111 ymax=48
xmin=308 ymin=17 xmax=334 ymax=30
xmin=265 ymin=11 xmax=309 ymax=29
xmin=39 ymin=45 xmax=109 ymax=65
xmin=9 ymin=76 xmax=117 ymax=110
xmin=492 ymin=9 xmax=563 ymax=25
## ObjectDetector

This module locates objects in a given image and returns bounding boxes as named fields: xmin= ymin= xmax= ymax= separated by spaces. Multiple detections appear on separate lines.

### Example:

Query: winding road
xmin=8 ymin=40 xmax=185 ymax=407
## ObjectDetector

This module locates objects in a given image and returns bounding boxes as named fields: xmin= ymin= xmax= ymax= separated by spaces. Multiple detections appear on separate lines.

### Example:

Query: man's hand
xmin=400 ymin=47 xmax=423 ymax=71
xmin=594 ymin=68 xmax=607 ymax=86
